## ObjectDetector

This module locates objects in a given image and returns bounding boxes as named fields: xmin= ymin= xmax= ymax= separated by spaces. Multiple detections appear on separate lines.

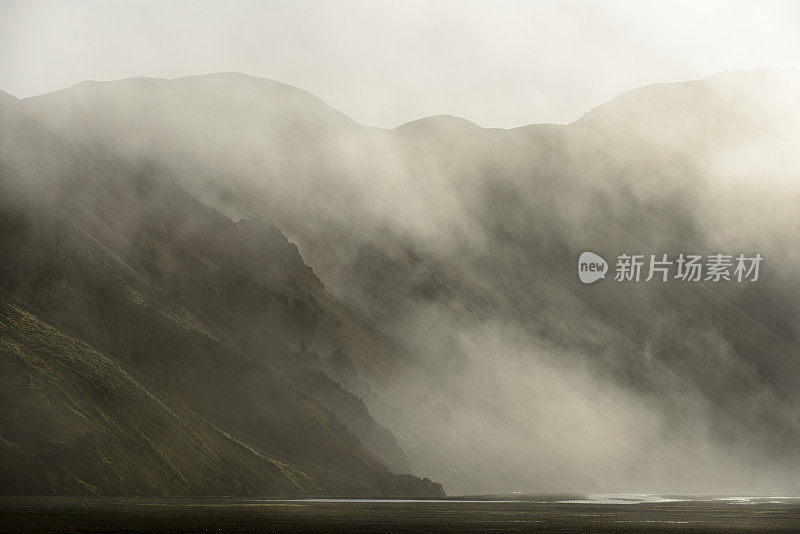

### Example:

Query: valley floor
xmin=1 ymin=496 xmax=798 ymax=533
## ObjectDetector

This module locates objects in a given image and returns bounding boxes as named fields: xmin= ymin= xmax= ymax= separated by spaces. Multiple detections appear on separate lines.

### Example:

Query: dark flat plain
xmin=1 ymin=497 xmax=798 ymax=533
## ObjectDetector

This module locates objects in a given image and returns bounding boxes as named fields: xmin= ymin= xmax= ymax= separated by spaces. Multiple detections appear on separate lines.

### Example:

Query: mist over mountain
xmin=2 ymin=69 xmax=800 ymax=495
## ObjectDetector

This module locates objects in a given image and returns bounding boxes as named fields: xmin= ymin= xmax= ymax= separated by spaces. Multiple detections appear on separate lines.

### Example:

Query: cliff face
xmin=0 ymin=94 xmax=443 ymax=496
xmin=0 ymin=295 xmax=302 ymax=496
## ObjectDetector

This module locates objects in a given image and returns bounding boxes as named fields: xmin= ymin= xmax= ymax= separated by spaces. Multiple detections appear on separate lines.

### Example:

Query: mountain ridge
xmin=9 ymin=68 xmax=797 ymax=129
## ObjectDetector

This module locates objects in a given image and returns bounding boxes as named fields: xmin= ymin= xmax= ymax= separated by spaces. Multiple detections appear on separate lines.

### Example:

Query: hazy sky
xmin=1 ymin=0 xmax=799 ymax=128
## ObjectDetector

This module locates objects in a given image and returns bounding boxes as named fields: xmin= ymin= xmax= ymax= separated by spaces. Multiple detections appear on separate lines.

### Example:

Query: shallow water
xmin=1 ymin=495 xmax=799 ymax=533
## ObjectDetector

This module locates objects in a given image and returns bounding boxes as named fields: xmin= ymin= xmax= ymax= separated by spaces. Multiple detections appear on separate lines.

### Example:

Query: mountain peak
xmin=394 ymin=115 xmax=483 ymax=132
xmin=0 ymin=89 xmax=19 ymax=102
xmin=20 ymin=72 xmax=362 ymax=143
xmin=575 ymin=67 xmax=800 ymax=126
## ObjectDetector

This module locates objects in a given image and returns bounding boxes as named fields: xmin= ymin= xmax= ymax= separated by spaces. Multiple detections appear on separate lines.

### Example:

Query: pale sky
xmin=1 ymin=0 xmax=799 ymax=128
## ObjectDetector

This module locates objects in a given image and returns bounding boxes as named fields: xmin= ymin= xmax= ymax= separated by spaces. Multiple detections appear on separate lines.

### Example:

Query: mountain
xmin=0 ymin=97 xmax=443 ymax=496
xmin=3 ymin=69 xmax=800 ymax=494
xmin=0 ymin=90 xmax=18 ymax=109
xmin=0 ymin=293 xmax=303 ymax=496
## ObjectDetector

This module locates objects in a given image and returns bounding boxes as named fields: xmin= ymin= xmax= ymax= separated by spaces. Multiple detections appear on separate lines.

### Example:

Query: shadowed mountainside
xmin=3 ymin=70 xmax=800 ymax=494
xmin=0 ymin=94 xmax=443 ymax=496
